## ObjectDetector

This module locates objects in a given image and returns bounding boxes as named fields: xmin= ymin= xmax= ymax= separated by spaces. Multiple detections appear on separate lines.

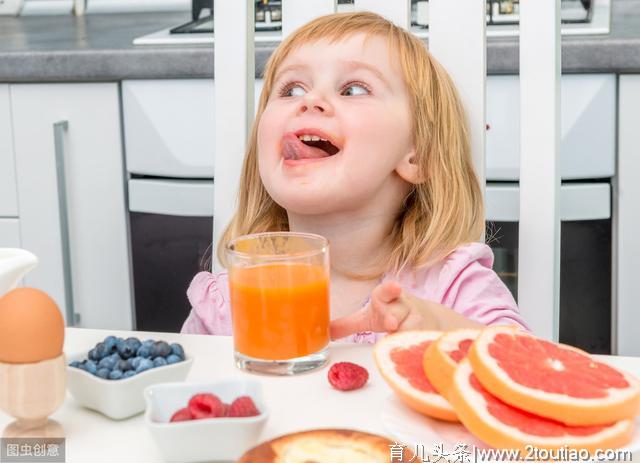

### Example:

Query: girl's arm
xmin=330 ymin=280 xmax=516 ymax=339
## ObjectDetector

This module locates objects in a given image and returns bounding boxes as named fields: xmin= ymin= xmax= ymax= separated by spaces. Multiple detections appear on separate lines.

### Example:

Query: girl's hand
xmin=329 ymin=280 xmax=482 ymax=340
xmin=330 ymin=280 xmax=425 ymax=340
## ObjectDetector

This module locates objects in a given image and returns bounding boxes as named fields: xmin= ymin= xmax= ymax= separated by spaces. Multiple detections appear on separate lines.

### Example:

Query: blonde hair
xmin=216 ymin=11 xmax=485 ymax=277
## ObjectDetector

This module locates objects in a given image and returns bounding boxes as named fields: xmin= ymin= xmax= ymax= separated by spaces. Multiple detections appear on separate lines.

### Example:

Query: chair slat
xmin=518 ymin=0 xmax=561 ymax=340
xmin=354 ymin=0 xmax=411 ymax=29
xmin=429 ymin=0 xmax=487 ymax=198
xmin=282 ymin=0 xmax=336 ymax=39
xmin=212 ymin=0 xmax=255 ymax=270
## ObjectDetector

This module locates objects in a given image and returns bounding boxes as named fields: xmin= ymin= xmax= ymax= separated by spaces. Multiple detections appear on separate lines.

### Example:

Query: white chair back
xmin=213 ymin=0 xmax=561 ymax=340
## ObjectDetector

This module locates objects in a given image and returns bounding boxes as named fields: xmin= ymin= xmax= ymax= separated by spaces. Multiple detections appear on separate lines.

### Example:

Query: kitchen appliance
xmin=484 ymin=74 xmax=616 ymax=354
xmin=133 ymin=0 xmax=609 ymax=45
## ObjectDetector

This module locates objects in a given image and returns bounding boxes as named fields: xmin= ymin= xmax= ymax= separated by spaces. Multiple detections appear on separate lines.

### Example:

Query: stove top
xmin=133 ymin=0 xmax=610 ymax=46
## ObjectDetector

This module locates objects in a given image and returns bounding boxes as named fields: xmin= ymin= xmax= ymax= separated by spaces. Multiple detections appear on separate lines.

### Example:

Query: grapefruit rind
xmin=374 ymin=331 xmax=459 ymax=422
xmin=469 ymin=326 xmax=640 ymax=426
xmin=424 ymin=329 xmax=480 ymax=399
xmin=449 ymin=359 xmax=634 ymax=452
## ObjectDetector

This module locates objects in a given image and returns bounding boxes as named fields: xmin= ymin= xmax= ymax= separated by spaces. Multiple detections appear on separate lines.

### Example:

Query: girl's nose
xmin=298 ymin=92 xmax=334 ymax=116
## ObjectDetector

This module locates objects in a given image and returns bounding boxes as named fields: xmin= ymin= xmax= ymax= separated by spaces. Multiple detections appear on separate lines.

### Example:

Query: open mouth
xmin=298 ymin=135 xmax=340 ymax=156
xmin=282 ymin=131 xmax=341 ymax=161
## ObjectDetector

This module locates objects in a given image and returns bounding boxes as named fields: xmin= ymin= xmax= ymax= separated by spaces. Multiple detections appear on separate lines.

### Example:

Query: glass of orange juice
xmin=226 ymin=232 xmax=330 ymax=375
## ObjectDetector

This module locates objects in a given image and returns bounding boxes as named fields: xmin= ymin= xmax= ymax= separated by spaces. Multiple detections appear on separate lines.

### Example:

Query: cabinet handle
xmin=53 ymin=121 xmax=80 ymax=327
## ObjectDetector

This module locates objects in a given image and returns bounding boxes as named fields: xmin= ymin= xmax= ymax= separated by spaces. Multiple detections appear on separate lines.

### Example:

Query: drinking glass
xmin=226 ymin=232 xmax=330 ymax=375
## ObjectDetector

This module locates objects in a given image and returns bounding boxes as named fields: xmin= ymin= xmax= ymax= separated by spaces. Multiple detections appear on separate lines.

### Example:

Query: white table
xmin=1 ymin=328 xmax=639 ymax=463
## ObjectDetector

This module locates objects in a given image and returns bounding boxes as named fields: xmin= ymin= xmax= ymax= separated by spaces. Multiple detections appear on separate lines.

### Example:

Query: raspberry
xmin=188 ymin=393 xmax=225 ymax=419
xmin=169 ymin=407 xmax=193 ymax=422
xmin=328 ymin=362 xmax=369 ymax=391
xmin=228 ymin=396 xmax=260 ymax=417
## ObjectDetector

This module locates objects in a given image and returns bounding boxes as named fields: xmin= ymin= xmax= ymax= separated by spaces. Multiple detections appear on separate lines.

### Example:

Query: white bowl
xmin=66 ymin=351 xmax=193 ymax=420
xmin=144 ymin=379 xmax=269 ymax=462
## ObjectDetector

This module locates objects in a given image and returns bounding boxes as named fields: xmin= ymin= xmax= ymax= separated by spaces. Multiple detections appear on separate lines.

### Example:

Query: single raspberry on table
xmin=188 ymin=393 xmax=226 ymax=419
xmin=228 ymin=396 xmax=260 ymax=417
xmin=169 ymin=407 xmax=193 ymax=422
xmin=328 ymin=362 xmax=369 ymax=391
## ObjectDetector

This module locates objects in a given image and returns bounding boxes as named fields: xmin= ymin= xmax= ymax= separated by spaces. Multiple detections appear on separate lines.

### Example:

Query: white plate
xmin=381 ymin=394 xmax=640 ymax=462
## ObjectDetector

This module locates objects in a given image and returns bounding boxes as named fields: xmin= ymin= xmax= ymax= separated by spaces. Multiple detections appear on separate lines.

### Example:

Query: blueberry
xmin=125 ymin=337 xmax=141 ymax=352
xmin=117 ymin=359 xmax=132 ymax=371
xmin=151 ymin=341 xmax=172 ymax=359
xmin=131 ymin=356 xmax=143 ymax=370
xmin=166 ymin=354 xmax=182 ymax=365
xmin=94 ymin=342 xmax=110 ymax=360
xmin=115 ymin=338 xmax=125 ymax=355
xmin=69 ymin=360 xmax=82 ymax=368
xmin=117 ymin=339 xmax=137 ymax=360
xmin=153 ymin=357 xmax=167 ymax=368
xmin=109 ymin=352 xmax=121 ymax=361
xmin=95 ymin=368 xmax=110 ymax=379
xmin=88 ymin=348 xmax=99 ymax=361
xmin=103 ymin=335 xmax=118 ymax=354
xmin=108 ymin=369 xmax=123 ymax=380
xmin=170 ymin=343 xmax=185 ymax=360
xmin=122 ymin=370 xmax=136 ymax=379
xmin=98 ymin=356 xmax=117 ymax=370
xmin=142 ymin=339 xmax=155 ymax=349
xmin=136 ymin=345 xmax=152 ymax=359
xmin=135 ymin=358 xmax=153 ymax=373
xmin=83 ymin=360 xmax=97 ymax=375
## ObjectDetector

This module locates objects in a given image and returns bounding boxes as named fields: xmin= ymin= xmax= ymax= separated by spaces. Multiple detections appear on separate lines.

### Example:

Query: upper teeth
xmin=298 ymin=134 xmax=326 ymax=142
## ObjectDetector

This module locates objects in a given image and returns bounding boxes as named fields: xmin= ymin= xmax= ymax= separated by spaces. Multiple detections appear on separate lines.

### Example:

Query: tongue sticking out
xmin=282 ymin=133 xmax=338 ymax=161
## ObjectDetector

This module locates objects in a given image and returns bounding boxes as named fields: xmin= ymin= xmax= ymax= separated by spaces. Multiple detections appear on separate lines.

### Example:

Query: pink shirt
xmin=181 ymin=242 xmax=530 ymax=342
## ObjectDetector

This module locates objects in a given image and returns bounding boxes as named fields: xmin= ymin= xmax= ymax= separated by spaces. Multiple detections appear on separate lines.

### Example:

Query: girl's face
xmin=257 ymin=33 xmax=416 ymax=216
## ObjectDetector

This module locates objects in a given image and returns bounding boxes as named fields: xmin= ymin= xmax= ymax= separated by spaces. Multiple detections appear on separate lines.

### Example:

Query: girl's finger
xmin=371 ymin=280 xmax=403 ymax=304
xmin=329 ymin=306 xmax=373 ymax=340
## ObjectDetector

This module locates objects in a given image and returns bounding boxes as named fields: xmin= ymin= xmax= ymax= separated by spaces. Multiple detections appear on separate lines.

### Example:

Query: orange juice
xmin=229 ymin=263 xmax=330 ymax=360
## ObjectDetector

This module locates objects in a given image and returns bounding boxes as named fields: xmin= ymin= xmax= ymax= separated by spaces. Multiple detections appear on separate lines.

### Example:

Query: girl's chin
xmin=272 ymin=195 xmax=342 ymax=216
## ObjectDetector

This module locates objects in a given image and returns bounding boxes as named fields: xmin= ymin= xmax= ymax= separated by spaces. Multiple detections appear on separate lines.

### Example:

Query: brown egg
xmin=0 ymin=288 xmax=64 ymax=364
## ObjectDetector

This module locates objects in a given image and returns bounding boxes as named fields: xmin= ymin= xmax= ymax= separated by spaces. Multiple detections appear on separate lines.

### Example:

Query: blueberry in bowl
xmin=67 ymin=336 xmax=193 ymax=420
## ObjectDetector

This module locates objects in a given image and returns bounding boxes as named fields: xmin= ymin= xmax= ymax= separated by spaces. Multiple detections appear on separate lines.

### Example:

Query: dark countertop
xmin=0 ymin=0 xmax=639 ymax=82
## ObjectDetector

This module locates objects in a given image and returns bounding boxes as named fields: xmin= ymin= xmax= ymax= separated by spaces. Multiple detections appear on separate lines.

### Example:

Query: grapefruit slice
xmin=424 ymin=329 xmax=480 ymax=399
xmin=449 ymin=359 xmax=634 ymax=452
xmin=373 ymin=331 xmax=458 ymax=422
xmin=468 ymin=326 xmax=640 ymax=426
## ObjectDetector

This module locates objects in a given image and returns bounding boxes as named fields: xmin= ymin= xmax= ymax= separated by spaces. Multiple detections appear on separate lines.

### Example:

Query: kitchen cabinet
xmin=0 ymin=219 xmax=21 ymax=248
xmin=10 ymin=83 xmax=133 ymax=330
xmin=616 ymin=74 xmax=640 ymax=356
xmin=0 ymin=85 xmax=19 ymax=218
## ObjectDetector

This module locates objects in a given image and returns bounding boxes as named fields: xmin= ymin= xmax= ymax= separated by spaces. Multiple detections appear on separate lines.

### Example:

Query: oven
xmin=484 ymin=74 xmax=616 ymax=354
xmin=486 ymin=183 xmax=612 ymax=354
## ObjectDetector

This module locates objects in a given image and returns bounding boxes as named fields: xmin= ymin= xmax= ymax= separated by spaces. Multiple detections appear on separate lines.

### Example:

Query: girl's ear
xmin=395 ymin=149 xmax=425 ymax=184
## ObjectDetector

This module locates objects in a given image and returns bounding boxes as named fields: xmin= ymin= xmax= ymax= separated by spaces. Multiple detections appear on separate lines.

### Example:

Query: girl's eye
xmin=280 ymin=84 xmax=306 ymax=97
xmin=341 ymin=83 xmax=370 ymax=96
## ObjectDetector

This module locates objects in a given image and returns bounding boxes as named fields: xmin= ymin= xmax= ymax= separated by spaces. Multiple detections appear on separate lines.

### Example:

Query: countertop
xmin=0 ymin=0 xmax=639 ymax=82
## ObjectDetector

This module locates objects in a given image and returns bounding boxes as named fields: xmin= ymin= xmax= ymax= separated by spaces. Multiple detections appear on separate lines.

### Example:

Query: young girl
xmin=182 ymin=11 xmax=529 ymax=342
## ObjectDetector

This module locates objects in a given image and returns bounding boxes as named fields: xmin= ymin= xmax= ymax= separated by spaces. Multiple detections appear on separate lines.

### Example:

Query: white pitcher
xmin=0 ymin=248 xmax=38 ymax=298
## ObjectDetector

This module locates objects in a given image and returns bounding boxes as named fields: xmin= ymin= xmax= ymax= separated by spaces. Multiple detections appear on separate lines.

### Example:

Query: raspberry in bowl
xmin=144 ymin=379 xmax=268 ymax=462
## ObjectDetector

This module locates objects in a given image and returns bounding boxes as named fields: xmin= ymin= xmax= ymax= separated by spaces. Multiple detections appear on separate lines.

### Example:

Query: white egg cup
xmin=0 ymin=354 xmax=66 ymax=436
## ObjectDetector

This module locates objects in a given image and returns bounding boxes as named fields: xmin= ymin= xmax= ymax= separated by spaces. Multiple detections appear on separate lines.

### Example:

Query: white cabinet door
xmin=11 ymin=83 xmax=133 ymax=330
xmin=0 ymin=85 xmax=19 ymax=217
xmin=0 ymin=219 xmax=21 ymax=248
xmin=617 ymin=75 xmax=640 ymax=356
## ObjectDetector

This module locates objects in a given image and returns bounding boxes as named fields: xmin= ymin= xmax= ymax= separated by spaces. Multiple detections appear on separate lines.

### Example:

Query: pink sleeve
xmin=437 ymin=243 xmax=531 ymax=331
xmin=180 ymin=271 xmax=233 ymax=336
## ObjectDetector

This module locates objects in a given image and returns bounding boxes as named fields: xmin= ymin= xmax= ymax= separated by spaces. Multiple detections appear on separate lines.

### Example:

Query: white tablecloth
xmin=1 ymin=327 xmax=639 ymax=462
